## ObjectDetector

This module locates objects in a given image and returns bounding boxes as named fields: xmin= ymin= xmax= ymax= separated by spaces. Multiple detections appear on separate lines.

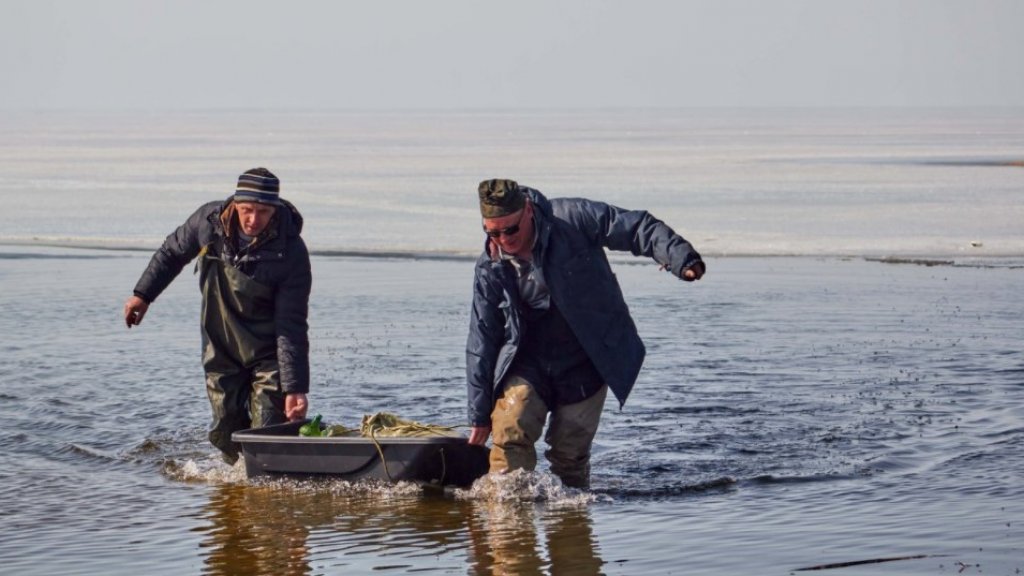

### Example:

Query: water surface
xmin=1 ymin=246 xmax=1020 ymax=574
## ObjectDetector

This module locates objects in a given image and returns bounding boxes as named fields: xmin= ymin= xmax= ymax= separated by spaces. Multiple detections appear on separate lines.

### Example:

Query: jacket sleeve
xmin=132 ymin=203 xmax=213 ymax=303
xmin=275 ymin=238 xmax=312 ymax=394
xmin=566 ymin=198 xmax=703 ymax=280
xmin=465 ymin=263 xmax=505 ymax=426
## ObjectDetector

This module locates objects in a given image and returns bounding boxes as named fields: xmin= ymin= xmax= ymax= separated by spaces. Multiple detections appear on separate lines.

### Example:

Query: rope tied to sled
xmin=322 ymin=412 xmax=460 ymax=483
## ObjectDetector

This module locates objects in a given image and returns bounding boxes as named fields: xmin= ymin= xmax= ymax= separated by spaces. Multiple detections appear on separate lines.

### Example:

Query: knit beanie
xmin=478 ymin=179 xmax=525 ymax=218
xmin=234 ymin=168 xmax=282 ymax=206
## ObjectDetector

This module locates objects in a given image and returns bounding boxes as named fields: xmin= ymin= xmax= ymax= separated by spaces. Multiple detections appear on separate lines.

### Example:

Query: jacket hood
xmin=521 ymin=187 xmax=551 ymax=215
xmin=278 ymin=199 xmax=304 ymax=236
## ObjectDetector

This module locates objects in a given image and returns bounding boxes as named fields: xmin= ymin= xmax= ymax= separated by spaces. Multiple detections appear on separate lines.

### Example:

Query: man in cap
xmin=123 ymin=167 xmax=312 ymax=463
xmin=466 ymin=179 xmax=705 ymax=488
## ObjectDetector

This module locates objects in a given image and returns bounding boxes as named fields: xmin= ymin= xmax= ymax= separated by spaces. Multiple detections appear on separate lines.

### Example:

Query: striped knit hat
xmin=234 ymin=167 xmax=282 ymax=206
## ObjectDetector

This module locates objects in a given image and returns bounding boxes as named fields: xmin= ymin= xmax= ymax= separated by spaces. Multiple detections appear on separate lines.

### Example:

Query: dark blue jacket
xmin=465 ymin=188 xmax=702 ymax=426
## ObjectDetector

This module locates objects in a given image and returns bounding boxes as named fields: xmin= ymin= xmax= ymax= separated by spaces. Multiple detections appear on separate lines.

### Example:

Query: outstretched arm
xmin=124 ymin=203 xmax=215 ymax=328
xmin=131 ymin=202 xmax=214 ymax=302
xmin=563 ymin=198 xmax=705 ymax=281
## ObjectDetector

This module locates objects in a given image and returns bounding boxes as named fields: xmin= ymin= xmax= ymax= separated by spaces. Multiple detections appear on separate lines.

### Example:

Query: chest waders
xmin=492 ymin=302 xmax=607 ymax=489
xmin=199 ymin=248 xmax=286 ymax=463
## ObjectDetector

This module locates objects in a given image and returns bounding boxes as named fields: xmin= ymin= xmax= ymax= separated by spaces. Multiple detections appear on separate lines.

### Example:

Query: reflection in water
xmin=463 ymin=472 xmax=605 ymax=576
xmin=467 ymin=503 xmax=604 ymax=576
xmin=193 ymin=473 xmax=603 ymax=576
xmin=545 ymin=509 xmax=604 ymax=576
xmin=198 ymin=483 xmax=316 ymax=576
xmin=194 ymin=479 xmax=468 ymax=575
xmin=468 ymin=501 xmax=544 ymax=576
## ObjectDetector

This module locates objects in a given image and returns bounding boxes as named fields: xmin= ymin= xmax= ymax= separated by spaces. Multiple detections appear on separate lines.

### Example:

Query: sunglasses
xmin=483 ymin=208 xmax=527 ymax=239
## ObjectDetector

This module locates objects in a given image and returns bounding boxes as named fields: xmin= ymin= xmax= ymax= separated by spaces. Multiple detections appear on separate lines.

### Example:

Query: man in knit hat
xmin=124 ymin=167 xmax=312 ymax=463
xmin=466 ymin=179 xmax=705 ymax=488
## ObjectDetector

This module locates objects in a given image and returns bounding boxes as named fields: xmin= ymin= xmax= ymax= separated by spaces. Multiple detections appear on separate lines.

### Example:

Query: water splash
xmin=454 ymin=469 xmax=601 ymax=507
xmin=167 ymin=455 xmax=249 ymax=484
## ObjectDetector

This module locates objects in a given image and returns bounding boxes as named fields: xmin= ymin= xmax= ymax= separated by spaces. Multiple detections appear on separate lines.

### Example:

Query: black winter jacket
xmin=133 ymin=198 xmax=312 ymax=393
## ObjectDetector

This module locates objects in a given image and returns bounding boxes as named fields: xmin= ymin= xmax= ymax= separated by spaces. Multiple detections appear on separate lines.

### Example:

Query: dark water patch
xmin=64 ymin=442 xmax=122 ymax=463
xmin=918 ymin=158 xmax=1024 ymax=168
xmin=865 ymin=256 xmax=1024 ymax=269
xmin=129 ymin=427 xmax=217 ymax=465
xmin=637 ymin=404 xmax=760 ymax=417
xmin=991 ymin=365 xmax=1024 ymax=377
xmin=866 ymin=256 xmax=956 ymax=267
xmin=0 ymin=251 xmax=128 ymax=260
xmin=0 ymin=241 xmax=473 ymax=263
xmin=3 ymin=432 xmax=30 ymax=445
xmin=641 ymin=463 xmax=679 ymax=473
xmin=982 ymin=427 xmax=1024 ymax=442
xmin=597 ymin=476 xmax=738 ymax=499
xmin=794 ymin=554 xmax=943 ymax=571
xmin=0 ymin=239 xmax=156 ymax=253
xmin=791 ymin=155 xmax=1024 ymax=169
xmin=748 ymin=472 xmax=860 ymax=486
xmin=312 ymin=248 xmax=475 ymax=262
xmin=126 ymin=438 xmax=164 ymax=456
xmin=3 ymin=420 xmax=95 ymax=456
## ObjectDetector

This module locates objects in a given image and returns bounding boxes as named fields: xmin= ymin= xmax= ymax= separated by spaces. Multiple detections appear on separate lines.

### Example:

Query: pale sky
xmin=3 ymin=0 xmax=1023 ymax=110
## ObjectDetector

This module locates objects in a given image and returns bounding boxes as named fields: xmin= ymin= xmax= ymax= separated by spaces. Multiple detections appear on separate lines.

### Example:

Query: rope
xmin=368 ymin=427 xmax=393 ymax=482
xmin=319 ymin=412 xmax=461 ymax=484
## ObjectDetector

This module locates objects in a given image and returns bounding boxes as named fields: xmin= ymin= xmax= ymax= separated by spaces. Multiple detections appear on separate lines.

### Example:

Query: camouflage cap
xmin=478 ymin=179 xmax=525 ymax=218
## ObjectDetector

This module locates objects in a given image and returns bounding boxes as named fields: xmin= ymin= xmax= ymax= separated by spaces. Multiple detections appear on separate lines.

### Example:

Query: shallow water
xmin=0 ymin=245 xmax=1021 ymax=574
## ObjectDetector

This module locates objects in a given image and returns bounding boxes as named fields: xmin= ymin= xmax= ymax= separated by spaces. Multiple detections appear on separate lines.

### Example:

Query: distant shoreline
xmin=3 ymin=239 xmax=1022 ymax=269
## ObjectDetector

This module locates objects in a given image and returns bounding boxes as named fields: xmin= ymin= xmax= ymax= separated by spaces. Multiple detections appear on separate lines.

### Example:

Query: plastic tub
xmin=232 ymin=420 xmax=489 ymax=487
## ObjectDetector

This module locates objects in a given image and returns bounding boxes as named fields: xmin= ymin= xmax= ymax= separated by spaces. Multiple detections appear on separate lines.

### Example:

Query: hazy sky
xmin=3 ymin=0 xmax=1023 ymax=109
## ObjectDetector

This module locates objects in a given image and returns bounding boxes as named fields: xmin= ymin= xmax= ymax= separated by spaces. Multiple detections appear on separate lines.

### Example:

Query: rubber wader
xmin=199 ymin=248 xmax=286 ymax=463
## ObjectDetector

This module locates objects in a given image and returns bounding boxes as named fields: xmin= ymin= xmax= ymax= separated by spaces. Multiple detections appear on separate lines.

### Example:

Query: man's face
xmin=482 ymin=202 xmax=534 ymax=257
xmin=236 ymin=202 xmax=277 ymax=237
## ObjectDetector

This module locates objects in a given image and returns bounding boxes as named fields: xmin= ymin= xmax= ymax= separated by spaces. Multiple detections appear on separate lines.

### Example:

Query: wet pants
xmin=490 ymin=377 xmax=608 ymax=489
xmin=489 ymin=301 xmax=608 ymax=488
xmin=205 ymin=359 xmax=286 ymax=463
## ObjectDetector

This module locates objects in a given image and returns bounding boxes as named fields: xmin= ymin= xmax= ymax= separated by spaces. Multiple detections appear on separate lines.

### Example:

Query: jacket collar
xmin=523 ymin=188 xmax=552 ymax=263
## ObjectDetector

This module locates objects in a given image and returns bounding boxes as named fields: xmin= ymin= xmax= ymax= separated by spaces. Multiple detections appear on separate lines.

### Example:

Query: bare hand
xmin=124 ymin=296 xmax=149 ymax=328
xmin=468 ymin=425 xmax=491 ymax=446
xmin=285 ymin=393 xmax=309 ymax=421
xmin=682 ymin=261 xmax=706 ymax=282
